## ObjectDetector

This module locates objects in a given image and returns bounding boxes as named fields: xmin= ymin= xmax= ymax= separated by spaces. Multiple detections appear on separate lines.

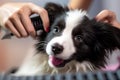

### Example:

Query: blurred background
xmin=0 ymin=0 xmax=120 ymax=72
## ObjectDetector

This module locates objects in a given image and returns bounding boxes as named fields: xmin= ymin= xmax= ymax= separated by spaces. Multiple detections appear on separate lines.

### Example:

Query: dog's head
xmin=36 ymin=3 xmax=120 ymax=70
xmin=45 ymin=9 xmax=91 ymax=68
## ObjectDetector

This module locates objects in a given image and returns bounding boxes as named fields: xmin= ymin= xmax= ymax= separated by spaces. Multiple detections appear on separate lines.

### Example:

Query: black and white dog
xmin=15 ymin=3 xmax=120 ymax=75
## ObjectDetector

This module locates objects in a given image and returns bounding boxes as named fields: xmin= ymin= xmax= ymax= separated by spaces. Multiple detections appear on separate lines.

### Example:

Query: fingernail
xmin=17 ymin=35 xmax=21 ymax=38
xmin=45 ymin=27 xmax=49 ymax=32
xmin=30 ymin=32 xmax=35 ymax=38
xmin=17 ymin=34 xmax=21 ymax=38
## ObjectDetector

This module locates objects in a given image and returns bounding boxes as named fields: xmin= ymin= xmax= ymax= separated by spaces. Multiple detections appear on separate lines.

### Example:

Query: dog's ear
xmin=85 ymin=20 xmax=120 ymax=67
xmin=44 ymin=2 xmax=65 ymax=25
xmin=91 ymin=19 xmax=120 ymax=51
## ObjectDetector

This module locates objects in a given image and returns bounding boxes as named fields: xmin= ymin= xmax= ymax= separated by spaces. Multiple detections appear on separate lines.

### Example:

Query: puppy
xmin=15 ymin=3 xmax=120 ymax=75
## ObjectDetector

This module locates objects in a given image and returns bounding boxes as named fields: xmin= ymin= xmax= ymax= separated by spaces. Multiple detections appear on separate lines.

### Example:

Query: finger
xmin=5 ymin=20 xmax=21 ymax=38
xmin=95 ymin=12 xmax=108 ymax=21
xmin=10 ymin=15 xmax=28 ymax=37
xmin=38 ymin=8 xmax=50 ymax=32
xmin=102 ymin=20 xmax=109 ymax=23
xmin=96 ymin=10 xmax=116 ymax=21
xmin=31 ymin=7 xmax=49 ymax=32
xmin=20 ymin=14 xmax=36 ymax=38
xmin=95 ymin=10 xmax=113 ymax=21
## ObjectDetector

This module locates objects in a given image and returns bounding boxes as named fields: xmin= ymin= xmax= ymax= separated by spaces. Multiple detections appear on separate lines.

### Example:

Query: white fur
xmin=15 ymin=52 xmax=94 ymax=76
xmin=15 ymin=49 xmax=119 ymax=76
xmin=14 ymin=10 xmax=120 ymax=76
xmin=66 ymin=10 xmax=87 ymax=27
xmin=15 ymin=10 xmax=95 ymax=76
xmin=46 ymin=10 xmax=87 ymax=67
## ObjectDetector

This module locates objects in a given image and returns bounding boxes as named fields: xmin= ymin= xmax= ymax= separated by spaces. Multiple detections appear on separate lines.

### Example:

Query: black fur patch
xmin=72 ymin=16 xmax=120 ymax=68
xmin=36 ymin=2 xmax=120 ymax=69
xmin=35 ymin=2 xmax=66 ymax=53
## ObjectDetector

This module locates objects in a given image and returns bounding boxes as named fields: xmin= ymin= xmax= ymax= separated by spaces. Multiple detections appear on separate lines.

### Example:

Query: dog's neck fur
xmin=15 ymin=52 xmax=97 ymax=76
xmin=14 ymin=2 xmax=120 ymax=76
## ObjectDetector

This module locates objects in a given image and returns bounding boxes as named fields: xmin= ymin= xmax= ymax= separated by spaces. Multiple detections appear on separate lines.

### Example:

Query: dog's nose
xmin=52 ymin=43 xmax=63 ymax=54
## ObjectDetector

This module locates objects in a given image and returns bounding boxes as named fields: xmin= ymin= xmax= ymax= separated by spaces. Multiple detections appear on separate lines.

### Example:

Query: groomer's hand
xmin=95 ymin=10 xmax=120 ymax=29
xmin=0 ymin=2 xmax=49 ymax=38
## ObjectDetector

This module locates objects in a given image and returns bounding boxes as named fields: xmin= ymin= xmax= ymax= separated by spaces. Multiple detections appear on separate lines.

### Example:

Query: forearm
xmin=68 ymin=0 xmax=92 ymax=10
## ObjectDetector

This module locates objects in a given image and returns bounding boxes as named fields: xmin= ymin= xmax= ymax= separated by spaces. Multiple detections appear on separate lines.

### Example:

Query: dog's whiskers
xmin=35 ymin=41 xmax=47 ymax=52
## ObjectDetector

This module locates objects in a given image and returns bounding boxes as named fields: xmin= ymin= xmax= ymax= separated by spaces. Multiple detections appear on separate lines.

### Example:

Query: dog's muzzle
xmin=52 ymin=43 xmax=63 ymax=55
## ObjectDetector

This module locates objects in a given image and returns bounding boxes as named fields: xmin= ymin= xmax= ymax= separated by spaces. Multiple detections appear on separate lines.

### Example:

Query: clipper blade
xmin=1 ymin=33 xmax=13 ymax=40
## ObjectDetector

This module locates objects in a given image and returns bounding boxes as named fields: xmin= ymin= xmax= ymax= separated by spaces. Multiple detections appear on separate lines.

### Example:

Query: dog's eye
xmin=74 ymin=35 xmax=82 ymax=42
xmin=53 ymin=26 xmax=60 ymax=33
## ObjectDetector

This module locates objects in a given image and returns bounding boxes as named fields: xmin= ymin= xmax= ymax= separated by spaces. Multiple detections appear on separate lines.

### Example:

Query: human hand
xmin=68 ymin=0 xmax=92 ymax=10
xmin=0 ymin=2 xmax=49 ymax=38
xmin=95 ymin=10 xmax=120 ymax=29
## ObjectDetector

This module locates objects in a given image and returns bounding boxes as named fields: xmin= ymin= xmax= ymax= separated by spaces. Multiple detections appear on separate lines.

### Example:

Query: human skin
xmin=96 ymin=10 xmax=120 ymax=29
xmin=0 ymin=2 xmax=49 ymax=38
xmin=0 ymin=0 xmax=92 ymax=38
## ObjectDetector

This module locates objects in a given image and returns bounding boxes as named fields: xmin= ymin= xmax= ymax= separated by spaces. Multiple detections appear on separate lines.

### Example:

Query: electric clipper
xmin=1 ymin=14 xmax=44 ymax=39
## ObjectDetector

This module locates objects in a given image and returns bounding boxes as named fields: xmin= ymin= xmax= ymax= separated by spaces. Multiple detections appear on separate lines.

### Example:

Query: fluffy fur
xmin=14 ymin=3 xmax=120 ymax=76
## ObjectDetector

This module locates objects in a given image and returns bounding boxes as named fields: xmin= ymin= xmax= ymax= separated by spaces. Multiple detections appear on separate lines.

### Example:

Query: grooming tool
xmin=1 ymin=14 xmax=44 ymax=39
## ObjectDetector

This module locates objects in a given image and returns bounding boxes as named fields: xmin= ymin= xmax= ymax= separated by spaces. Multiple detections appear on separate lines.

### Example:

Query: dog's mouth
xmin=49 ymin=56 xmax=70 ymax=67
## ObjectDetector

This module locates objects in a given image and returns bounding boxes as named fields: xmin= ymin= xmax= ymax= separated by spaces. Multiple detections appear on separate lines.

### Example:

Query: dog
xmin=14 ymin=2 xmax=120 ymax=75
